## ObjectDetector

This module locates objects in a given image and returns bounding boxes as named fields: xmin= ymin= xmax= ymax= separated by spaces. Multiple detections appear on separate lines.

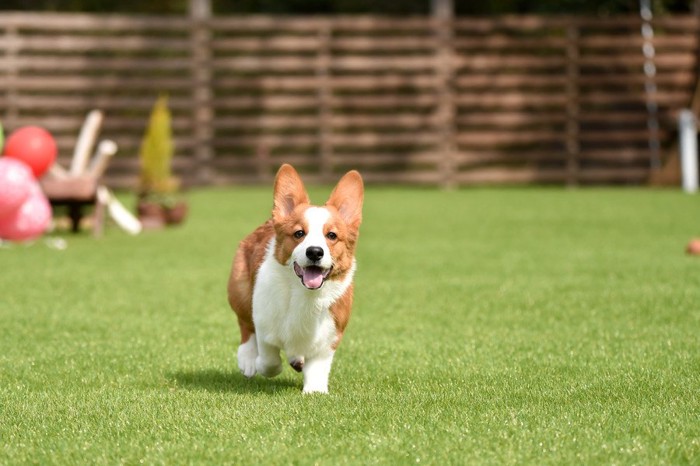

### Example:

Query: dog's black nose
xmin=306 ymin=246 xmax=324 ymax=262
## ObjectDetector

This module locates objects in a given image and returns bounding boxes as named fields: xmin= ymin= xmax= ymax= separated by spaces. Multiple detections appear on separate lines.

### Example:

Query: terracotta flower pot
xmin=165 ymin=201 xmax=188 ymax=225
xmin=137 ymin=200 xmax=166 ymax=230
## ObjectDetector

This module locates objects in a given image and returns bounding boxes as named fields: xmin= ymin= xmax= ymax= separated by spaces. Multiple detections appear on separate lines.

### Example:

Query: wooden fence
xmin=1 ymin=13 xmax=698 ymax=187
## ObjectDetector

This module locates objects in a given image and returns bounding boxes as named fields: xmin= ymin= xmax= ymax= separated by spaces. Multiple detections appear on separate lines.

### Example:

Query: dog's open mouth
xmin=293 ymin=262 xmax=332 ymax=290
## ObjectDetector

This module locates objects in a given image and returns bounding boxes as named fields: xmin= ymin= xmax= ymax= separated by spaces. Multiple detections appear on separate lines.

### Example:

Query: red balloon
xmin=3 ymin=126 xmax=57 ymax=178
xmin=0 ymin=181 xmax=52 ymax=242
xmin=0 ymin=157 xmax=34 ymax=219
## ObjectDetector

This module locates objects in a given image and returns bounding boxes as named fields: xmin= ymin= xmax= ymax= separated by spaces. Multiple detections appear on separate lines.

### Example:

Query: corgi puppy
xmin=227 ymin=164 xmax=364 ymax=394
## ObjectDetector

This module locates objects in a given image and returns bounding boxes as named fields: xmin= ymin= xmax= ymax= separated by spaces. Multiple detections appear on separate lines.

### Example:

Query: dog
xmin=227 ymin=164 xmax=364 ymax=393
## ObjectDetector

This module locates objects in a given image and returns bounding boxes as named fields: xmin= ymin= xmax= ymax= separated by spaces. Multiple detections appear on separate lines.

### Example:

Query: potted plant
xmin=137 ymin=94 xmax=188 ymax=229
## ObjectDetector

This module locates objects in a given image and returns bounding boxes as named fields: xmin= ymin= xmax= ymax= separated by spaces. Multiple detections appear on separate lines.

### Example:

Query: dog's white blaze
xmin=294 ymin=207 xmax=333 ymax=269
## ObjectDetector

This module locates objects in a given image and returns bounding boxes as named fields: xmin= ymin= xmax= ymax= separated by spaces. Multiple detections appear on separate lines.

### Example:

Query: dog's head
xmin=271 ymin=164 xmax=363 ymax=290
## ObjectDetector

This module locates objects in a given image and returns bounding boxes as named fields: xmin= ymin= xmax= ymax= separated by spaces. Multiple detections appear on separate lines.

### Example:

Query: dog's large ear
xmin=326 ymin=170 xmax=364 ymax=228
xmin=273 ymin=164 xmax=310 ymax=221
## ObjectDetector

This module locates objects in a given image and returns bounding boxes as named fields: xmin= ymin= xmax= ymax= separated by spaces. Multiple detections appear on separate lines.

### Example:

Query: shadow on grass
xmin=170 ymin=368 xmax=300 ymax=395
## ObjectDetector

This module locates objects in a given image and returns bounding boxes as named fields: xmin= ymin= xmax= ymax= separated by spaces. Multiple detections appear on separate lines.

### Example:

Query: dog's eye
xmin=293 ymin=230 xmax=305 ymax=239
xmin=326 ymin=232 xmax=337 ymax=240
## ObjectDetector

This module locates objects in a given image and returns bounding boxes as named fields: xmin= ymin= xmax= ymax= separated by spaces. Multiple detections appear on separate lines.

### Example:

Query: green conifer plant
xmin=139 ymin=94 xmax=178 ymax=196
xmin=136 ymin=95 xmax=187 ymax=227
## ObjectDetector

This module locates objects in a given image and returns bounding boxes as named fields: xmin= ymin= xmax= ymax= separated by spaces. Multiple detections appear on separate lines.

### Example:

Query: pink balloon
xmin=0 ymin=157 xmax=34 ymax=219
xmin=0 ymin=181 xmax=52 ymax=242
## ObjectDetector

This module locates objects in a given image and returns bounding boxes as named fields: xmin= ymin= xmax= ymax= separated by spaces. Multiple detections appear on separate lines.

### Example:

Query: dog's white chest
xmin=252 ymin=240 xmax=346 ymax=358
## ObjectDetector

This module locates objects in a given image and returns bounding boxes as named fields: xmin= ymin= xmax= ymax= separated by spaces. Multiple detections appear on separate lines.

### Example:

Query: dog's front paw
xmin=237 ymin=337 xmax=258 ymax=378
xmin=302 ymin=384 xmax=328 ymax=394
xmin=301 ymin=353 xmax=333 ymax=394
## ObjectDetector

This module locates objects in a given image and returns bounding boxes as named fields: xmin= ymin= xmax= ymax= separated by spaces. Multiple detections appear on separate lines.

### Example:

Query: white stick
xmin=87 ymin=140 xmax=118 ymax=179
xmin=96 ymin=186 xmax=142 ymax=235
xmin=70 ymin=110 xmax=104 ymax=176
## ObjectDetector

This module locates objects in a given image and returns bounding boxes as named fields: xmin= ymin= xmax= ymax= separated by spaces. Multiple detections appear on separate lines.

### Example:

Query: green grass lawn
xmin=1 ymin=186 xmax=699 ymax=465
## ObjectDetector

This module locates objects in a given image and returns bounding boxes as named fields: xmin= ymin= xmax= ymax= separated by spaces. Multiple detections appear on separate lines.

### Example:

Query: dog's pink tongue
xmin=303 ymin=267 xmax=324 ymax=289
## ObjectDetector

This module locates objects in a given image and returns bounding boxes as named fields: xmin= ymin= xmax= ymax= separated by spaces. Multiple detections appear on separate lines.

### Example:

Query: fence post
xmin=565 ymin=22 xmax=581 ymax=186
xmin=317 ymin=22 xmax=333 ymax=182
xmin=640 ymin=0 xmax=661 ymax=169
xmin=4 ymin=25 xmax=20 ymax=130
xmin=433 ymin=0 xmax=456 ymax=189
xmin=190 ymin=0 xmax=213 ymax=185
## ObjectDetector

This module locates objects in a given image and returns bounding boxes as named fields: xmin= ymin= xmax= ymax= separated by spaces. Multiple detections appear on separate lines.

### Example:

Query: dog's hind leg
xmin=288 ymin=356 xmax=305 ymax=373
xmin=255 ymin=340 xmax=283 ymax=377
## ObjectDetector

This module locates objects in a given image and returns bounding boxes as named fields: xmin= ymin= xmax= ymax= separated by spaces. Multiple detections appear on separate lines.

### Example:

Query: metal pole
xmin=679 ymin=110 xmax=698 ymax=193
